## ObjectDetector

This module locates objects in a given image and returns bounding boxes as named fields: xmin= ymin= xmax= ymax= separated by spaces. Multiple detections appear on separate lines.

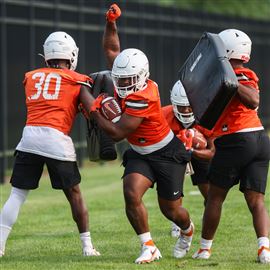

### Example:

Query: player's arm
xmin=192 ymin=138 xmax=215 ymax=161
xmin=79 ymin=84 xmax=95 ymax=118
xmin=91 ymin=111 xmax=143 ymax=142
xmin=237 ymin=83 xmax=259 ymax=109
xmin=103 ymin=4 xmax=121 ymax=69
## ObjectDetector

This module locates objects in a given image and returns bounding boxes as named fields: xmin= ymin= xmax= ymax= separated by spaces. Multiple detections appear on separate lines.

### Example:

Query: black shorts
xmin=10 ymin=151 xmax=81 ymax=190
xmin=190 ymin=158 xmax=210 ymax=185
xmin=208 ymin=130 xmax=270 ymax=194
xmin=122 ymin=136 xmax=191 ymax=201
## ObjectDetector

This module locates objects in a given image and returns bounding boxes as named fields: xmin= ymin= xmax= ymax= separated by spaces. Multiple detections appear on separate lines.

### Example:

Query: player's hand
xmin=176 ymin=129 xmax=194 ymax=150
xmin=185 ymin=129 xmax=195 ymax=150
xmin=106 ymin=3 xmax=121 ymax=22
xmin=90 ymin=93 xmax=108 ymax=112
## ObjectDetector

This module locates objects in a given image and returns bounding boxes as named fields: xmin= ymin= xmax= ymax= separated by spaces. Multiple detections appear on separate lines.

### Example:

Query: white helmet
xmin=219 ymin=29 xmax=251 ymax=63
xmin=170 ymin=80 xmax=195 ymax=128
xmin=112 ymin=48 xmax=149 ymax=98
xmin=43 ymin=31 xmax=79 ymax=70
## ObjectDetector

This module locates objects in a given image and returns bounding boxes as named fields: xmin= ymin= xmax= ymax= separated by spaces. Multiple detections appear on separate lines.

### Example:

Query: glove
xmin=78 ymin=103 xmax=89 ymax=119
xmin=185 ymin=129 xmax=195 ymax=150
xmin=106 ymin=4 xmax=121 ymax=22
xmin=90 ymin=93 xmax=108 ymax=112
xmin=176 ymin=129 xmax=194 ymax=150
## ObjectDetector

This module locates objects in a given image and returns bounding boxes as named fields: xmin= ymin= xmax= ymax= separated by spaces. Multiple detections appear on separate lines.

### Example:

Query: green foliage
xmin=0 ymin=161 xmax=270 ymax=269
xmin=139 ymin=0 xmax=270 ymax=21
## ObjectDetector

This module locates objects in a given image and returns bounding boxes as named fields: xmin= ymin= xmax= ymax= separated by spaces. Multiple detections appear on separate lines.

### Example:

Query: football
xmin=188 ymin=128 xmax=207 ymax=150
xmin=100 ymin=96 xmax=122 ymax=123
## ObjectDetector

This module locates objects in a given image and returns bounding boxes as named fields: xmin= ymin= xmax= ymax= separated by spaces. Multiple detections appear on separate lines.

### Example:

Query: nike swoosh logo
xmin=104 ymin=102 xmax=117 ymax=115
xmin=174 ymin=191 xmax=179 ymax=195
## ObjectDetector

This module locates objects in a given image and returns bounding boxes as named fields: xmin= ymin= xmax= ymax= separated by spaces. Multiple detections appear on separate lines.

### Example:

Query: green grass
xmin=0 ymin=160 xmax=270 ymax=270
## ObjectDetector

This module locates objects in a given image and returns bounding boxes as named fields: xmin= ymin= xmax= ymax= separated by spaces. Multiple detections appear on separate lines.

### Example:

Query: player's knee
xmin=123 ymin=188 xmax=141 ymax=206
xmin=159 ymin=202 xmax=180 ymax=221
xmin=246 ymin=197 xmax=265 ymax=212
xmin=64 ymin=185 xmax=81 ymax=201
xmin=11 ymin=187 xmax=29 ymax=202
xmin=245 ymin=191 xmax=265 ymax=211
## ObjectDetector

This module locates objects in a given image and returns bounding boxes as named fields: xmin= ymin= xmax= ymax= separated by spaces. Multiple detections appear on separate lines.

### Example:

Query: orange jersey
xmin=120 ymin=80 xmax=171 ymax=146
xmin=24 ymin=68 xmax=91 ymax=135
xmin=211 ymin=67 xmax=262 ymax=137
xmin=162 ymin=105 xmax=212 ymax=138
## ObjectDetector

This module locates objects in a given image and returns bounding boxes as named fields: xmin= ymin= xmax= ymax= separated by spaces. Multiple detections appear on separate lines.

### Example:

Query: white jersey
xmin=16 ymin=126 xmax=76 ymax=161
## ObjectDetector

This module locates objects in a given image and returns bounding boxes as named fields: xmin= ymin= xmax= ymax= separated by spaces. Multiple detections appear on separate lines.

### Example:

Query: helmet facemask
xmin=112 ymin=70 xmax=148 ymax=98
xmin=172 ymin=104 xmax=195 ymax=128
xmin=170 ymin=80 xmax=195 ymax=128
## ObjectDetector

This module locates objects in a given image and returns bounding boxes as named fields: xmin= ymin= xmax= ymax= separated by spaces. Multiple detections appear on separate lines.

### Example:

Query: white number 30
xmin=29 ymin=72 xmax=61 ymax=100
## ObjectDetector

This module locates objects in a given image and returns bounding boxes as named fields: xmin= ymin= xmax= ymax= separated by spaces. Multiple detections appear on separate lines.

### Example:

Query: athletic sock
xmin=258 ymin=237 xmax=270 ymax=249
xmin=80 ymin=231 xmax=93 ymax=249
xmin=138 ymin=232 xmax=152 ymax=245
xmin=0 ymin=225 xmax=11 ymax=252
xmin=200 ymin=238 xmax=213 ymax=250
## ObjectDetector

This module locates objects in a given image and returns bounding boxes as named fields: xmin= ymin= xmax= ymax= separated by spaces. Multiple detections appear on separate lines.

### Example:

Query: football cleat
xmin=135 ymin=240 xmax=162 ymax=264
xmin=192 ymin=248 xmax=211 ymax=259
xmin=173 ymin=221 xmax=194 ymax=258
xmin=257 ymin=246 xmax=270 ymax=264
xmin=171 ymin=223 xmax=181 ymax=238
xmin=83 ymin=246 xmax=101 ymax=256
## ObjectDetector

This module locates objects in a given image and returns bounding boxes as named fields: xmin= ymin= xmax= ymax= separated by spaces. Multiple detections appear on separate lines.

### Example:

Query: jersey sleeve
xmin=196 ymin=125 xmax=213 ymax=139
xmin=124 ymin=90 xmax=159 ymax=118
xmin=124 ymin=97 xmax=150 ymax=118
xmin=235 ymin=68 xmax=259 ymax=90
xmin=76 ymin=75 xmax=93 ymax=89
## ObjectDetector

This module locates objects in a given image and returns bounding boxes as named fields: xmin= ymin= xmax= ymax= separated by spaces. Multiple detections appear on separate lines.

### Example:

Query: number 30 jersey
xmin=16 ymin=67 xmax=91 ymax=161
xmin=24 ymin=67 xmax=91 ymax=135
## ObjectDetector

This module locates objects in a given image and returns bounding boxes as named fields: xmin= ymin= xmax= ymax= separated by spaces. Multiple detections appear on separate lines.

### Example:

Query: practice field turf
xmin=0 ymin=160 xmax=270 ymax=270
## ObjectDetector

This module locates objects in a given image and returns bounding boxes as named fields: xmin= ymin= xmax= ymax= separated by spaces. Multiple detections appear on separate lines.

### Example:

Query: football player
xmin=163 ymin=80 xmax=215 ymax=238
xmin=192 ymin=29 xmax=270 ymax=264
xmin=84 ymin=4 xmax=194 ymax=264
xmin=0 ymin=32 xmax=99 ymax=257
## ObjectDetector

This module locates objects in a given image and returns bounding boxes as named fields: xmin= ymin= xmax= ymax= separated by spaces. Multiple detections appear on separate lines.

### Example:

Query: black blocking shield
xmin=89 ymin=70 xmax=115 ymax=97
xmin=87 ymin=70 xmax=117 ymax=161
xmin=179 ymin=32 xmax=238 ymax=130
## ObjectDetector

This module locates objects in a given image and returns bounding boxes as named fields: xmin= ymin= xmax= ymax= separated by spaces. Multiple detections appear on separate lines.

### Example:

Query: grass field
xmin=0 ymin=160 xmax=270 ymax=270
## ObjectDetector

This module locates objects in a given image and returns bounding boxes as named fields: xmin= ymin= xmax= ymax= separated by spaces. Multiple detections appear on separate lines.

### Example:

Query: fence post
xmin=0 ymin=2 xmax=7 ymax=184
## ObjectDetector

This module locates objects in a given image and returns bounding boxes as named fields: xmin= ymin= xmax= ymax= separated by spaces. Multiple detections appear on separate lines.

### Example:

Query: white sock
xmin=138 ymin=232 xmax=152 ymax=245
xmin=80 ymin=232 xmax=93 ymax=249
xmin=0 ymin=225 xmax=11 ymax=252
xmin=0 ymin=187 xmax=29 ymax=252
xmin=258 ymin=237 xmax=270 ymax=249
xmin=200 ymin=238 xmax=213 ymax=250
xmin=181 ymin=222 xmax=193 ymax=235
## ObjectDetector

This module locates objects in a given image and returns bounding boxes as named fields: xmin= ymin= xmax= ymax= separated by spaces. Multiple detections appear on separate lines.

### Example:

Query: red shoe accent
xmin=198 ymin=248 xmax=211 ymax=254
xmin=258 ymin=246 xmax=270 ymax=256
xmin=144 ymin=240 xmax=155 ymax=247
xmin=182 ymin=223 xmax=194 ymax=237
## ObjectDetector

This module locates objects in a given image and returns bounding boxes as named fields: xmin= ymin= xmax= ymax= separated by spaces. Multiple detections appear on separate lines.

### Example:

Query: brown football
xmin=190 ymin=128 xmax=207 ymax=150
xmin=100 ymin=96 xmax=122 ymax=123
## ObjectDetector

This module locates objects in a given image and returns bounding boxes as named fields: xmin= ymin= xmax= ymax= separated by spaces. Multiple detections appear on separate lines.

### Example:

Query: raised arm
xmin=103 ymin=4 xmax=121 ymax=69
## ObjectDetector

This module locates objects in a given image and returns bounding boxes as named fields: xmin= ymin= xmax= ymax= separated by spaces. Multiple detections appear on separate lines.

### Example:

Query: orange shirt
xmin=120 ymin=80 xmax=171 ymax=146
xmin=24 ymin=67 xmax=91 ymax=135
xmin=211 ymin=67 xmax=262 ymax=137
xmin=162 ymin=105 xmax=212 ymax=138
